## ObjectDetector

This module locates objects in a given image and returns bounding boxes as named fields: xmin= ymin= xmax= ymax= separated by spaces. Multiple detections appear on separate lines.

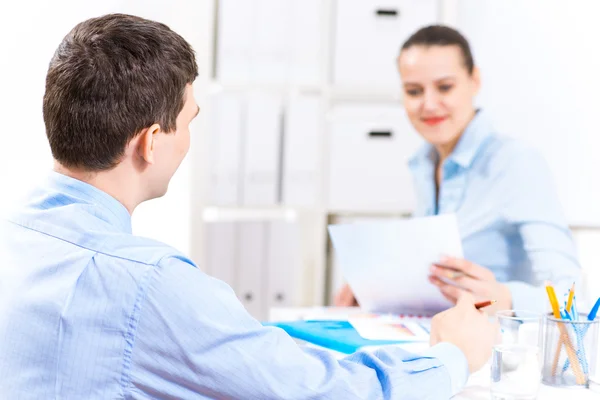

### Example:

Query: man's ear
xmin=137 ymin=123 xmax=161 ymax=165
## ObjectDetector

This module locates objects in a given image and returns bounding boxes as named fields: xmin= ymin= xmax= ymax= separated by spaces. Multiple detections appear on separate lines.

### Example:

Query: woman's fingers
xmin=433 ymin=257 xmax=495 ymax=281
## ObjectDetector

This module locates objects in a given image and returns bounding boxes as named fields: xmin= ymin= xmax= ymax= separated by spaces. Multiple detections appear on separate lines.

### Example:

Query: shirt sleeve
xmin=124 ymin=256 xmax=468 ymax=399
xmin=421 ymin=342 xmax=470 ymax=396
xmin=498 ymin=145 xmax=582 ymax=312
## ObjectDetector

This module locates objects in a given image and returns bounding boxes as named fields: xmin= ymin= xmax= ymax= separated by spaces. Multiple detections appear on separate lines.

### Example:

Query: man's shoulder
xmin=3 ymin=207 xmax=194 ymax=270
xmin=97 ymin=232 xmax=195 ymax=269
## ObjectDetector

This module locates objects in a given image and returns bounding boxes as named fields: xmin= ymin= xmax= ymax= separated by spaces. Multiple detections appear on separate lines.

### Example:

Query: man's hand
xmin=428 ymin=256 xmax=512 ymax=313
xmin=333 ymin=283 xmax=358 ymax=307
xmin=430 ymin=292 xmax=499 ymax=373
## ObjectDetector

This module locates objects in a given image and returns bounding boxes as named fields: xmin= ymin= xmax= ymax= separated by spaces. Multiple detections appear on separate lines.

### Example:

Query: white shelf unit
xmin=191 ymin=0 xmax=444 ymax=320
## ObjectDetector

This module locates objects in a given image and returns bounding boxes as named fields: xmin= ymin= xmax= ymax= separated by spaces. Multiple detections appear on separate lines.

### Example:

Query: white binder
xmin=208 ymin=93 xmax=243 ymax=206
xmin=282 ymin=95 xmax=321 ymax=207
xmin=242 ymin=92 xmax=282 ymax=206
xmin=251 ymin=0 xmax=290 ymax=84
xmin=237 ymin=221 xmax=268 ymax=319
xmin=204 ymin=222 xmax=238 ymax=289
xmin=215 ymin=0 xmax=254 ymax=84
xmin=216 ymin=0 xmax=321 ymax=85
xmin=266 ymin=221 xmax=299 ymax=308
xmin=289 ymin=0 xmax=322 ymax=85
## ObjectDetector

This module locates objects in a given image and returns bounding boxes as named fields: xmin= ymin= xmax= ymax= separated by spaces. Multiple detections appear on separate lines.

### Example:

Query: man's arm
xmin=123 ymin=256 xmax=470 ymax=399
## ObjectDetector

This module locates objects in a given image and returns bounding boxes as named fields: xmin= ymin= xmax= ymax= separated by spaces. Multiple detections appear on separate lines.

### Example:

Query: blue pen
xmin=588 ymin=297 xmax=600 ymax=321
xmin=562 ymin=297 xmax=599 ymax=374
xmin=561 ymin=309 xmax=589 ymax=374
xmin=559 ymin=307 xmax=568 ymax=375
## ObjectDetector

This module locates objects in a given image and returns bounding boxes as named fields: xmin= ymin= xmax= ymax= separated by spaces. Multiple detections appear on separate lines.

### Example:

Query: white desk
xmin=269 ymin=307 xmax=600 ymax=399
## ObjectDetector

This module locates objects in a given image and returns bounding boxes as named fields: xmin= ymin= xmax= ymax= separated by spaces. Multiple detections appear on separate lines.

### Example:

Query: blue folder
xmin=263 ymin=320 xmax=405 ymax=354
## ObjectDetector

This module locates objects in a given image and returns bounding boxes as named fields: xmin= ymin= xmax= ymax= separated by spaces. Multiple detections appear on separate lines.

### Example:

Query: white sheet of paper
xmin=348 ymin=314 xmax=431 ymax=341
xmin=328 ymin=214 xmax=463 ymax=314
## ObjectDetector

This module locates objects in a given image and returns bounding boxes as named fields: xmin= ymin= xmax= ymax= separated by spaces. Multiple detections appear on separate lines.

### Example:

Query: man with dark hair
xmin=0 ymin=14 xmax=497 ymax=399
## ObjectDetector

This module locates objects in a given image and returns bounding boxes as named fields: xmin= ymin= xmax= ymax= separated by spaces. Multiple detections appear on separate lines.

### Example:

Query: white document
xmin=348 ymin=314 xmax=431 ymax=342
xmin=328 ymin=214 xmax=463 ymax=314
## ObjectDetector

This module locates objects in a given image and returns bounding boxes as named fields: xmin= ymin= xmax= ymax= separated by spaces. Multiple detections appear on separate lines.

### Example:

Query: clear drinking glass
xmin=491 ymin=310 xmax=543 ymax=399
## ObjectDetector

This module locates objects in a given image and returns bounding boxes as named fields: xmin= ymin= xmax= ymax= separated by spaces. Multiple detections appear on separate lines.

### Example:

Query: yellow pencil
xmin=566 ymin=283 xmax=575 ymax=314
xmin=545 ymin=284 xmax=561 ymax=318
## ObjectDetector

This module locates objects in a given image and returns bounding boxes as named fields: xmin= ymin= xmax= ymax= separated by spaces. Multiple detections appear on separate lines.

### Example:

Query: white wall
xmin=458 ymin=0 xmax=600 ymax=228
xmin=0 ymin=0 xmax=213 ymax=256
xmin=572 ymin=229 xmax=600 ymax=307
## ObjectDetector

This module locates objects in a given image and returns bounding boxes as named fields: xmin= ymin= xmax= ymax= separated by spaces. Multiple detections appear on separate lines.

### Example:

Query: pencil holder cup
xmin=541 ymin=314 xmax=599 ymax=388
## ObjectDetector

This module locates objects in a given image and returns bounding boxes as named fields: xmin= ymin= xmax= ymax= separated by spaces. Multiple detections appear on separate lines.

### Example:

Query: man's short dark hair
xmin=401 ymin=25 xmax=475 ymax=75
xmin=43 ymin=13 xmax=199 ymax=171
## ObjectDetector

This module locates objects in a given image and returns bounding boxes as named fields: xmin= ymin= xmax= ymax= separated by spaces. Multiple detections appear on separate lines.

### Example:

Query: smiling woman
xmin=335 ymin=25 xmax=582 ymax=314
xmin=399 ymin=26 xmax=478 ymax=159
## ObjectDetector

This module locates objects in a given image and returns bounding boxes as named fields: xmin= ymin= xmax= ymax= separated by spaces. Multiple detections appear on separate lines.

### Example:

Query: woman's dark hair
xmin=401 ymin=25 xmax=474 ymax=74
xmin=43 ymin=13 xmax=198 ymax=171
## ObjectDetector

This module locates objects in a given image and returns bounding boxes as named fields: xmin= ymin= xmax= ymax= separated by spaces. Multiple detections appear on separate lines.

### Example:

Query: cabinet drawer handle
xmin=368 ymin=130 xmax=393 ymax=138
xmin=244 ymin=292 xmax=253 ymax=301
xmin=375 ymin=9 xmax=398 ymax=17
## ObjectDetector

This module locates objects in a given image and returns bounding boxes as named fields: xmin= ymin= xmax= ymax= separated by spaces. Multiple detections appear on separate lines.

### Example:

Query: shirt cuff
xmin=422 ymin=342 xmax=469 ymax=397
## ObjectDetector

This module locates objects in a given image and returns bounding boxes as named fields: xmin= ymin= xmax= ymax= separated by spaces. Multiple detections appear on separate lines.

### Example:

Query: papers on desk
xmin=268 ymin=306 xmax=363 ymax=322
xmin=267 ymin=306 xmax=433 ymax=355
xmin=348 ymin=314 xmax=430 ymax=342
xmin=328 ymin=214 xmax=462 ymax=314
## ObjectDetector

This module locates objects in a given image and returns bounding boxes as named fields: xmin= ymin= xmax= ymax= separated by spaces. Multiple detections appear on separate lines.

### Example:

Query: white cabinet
xmin=332 ymin=0 xmax=438 ymax=89
xmin=327 ymin=103 xmax=423 ymax=213
xmin=216 ymin=0 xmax=322 ymax=86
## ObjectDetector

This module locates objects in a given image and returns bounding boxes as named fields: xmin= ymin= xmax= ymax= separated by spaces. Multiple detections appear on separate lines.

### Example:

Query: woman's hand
xmin=428 ymin=256 xmax=512 ymax=313
xmin=334 ymin=283 xmax=359 ymax=307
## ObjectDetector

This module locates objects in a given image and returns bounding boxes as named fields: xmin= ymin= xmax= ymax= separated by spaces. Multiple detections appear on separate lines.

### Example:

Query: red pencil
xmin=475 ymin=300 xmax=496 ymax=310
